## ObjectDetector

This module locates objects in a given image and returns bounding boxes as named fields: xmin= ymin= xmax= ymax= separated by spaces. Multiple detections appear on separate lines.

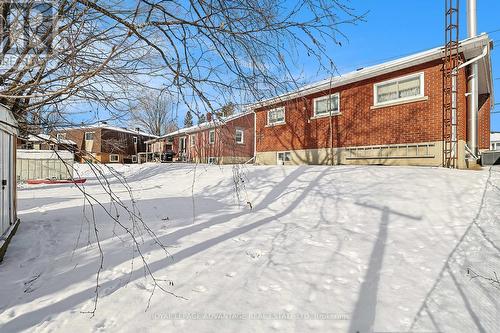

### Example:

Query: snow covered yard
xmin=1 ymin=164 xmax=499 ymax=333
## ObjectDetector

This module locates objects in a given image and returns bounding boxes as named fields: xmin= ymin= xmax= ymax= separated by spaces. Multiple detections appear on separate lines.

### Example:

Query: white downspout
xmin=467 ymin=0 xmax=479 ymax=157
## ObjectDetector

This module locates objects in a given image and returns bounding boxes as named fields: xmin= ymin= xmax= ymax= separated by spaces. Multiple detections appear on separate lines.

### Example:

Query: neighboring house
xmin=0 ymin=104 xmax=19 ymax=261
xmin=143 ymin=136 xmax=174 ymax=163
xmin=17 ymin=133 xmax=76 ymax=151
xmin=55 ymin=123 xmax=157 ymax=163
xmin=491 ymin=132 xmax=500 ymax=150
xmin=251 ymin=35 xmax=493 ymax=168
xmin=149 ymin=111 xmax=255 ymax=164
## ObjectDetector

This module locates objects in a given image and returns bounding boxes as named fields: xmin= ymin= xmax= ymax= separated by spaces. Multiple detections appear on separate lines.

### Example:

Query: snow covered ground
xmin=1 ymin=164 xmax=499 ymax=333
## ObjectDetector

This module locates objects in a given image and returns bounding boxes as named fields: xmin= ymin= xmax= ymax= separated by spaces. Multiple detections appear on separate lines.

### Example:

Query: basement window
xmin=132 ymin=155 xmax=137 ymax=163
xmin=374 ymin=72 xmax=424 ymax=106
xmin=235 ymin=129 xmax=244 ymax=144
xmin=313 ymin=93 xmax=340 ymax=117
xmin=208 ymin=157 xmax=217 ymax=164
xmin=110 ymin=154 xmax=119 ymax=163
xmin=267 ymin=107 xmax=285 ymax=125
xmin=277 ymin=151 xmax=291 ymax=165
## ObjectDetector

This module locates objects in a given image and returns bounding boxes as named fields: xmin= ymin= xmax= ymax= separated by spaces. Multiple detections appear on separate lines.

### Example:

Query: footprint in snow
xmin=192 ymin=285 xmax=208 ymax=293
xmin=245 ymin=248 xmax=264 ymax=260
xmin=135 ymin=281 xmax=149 ymax=291
xmin=269 ymin=284 xmax=282 ymax=292
xmin=225 ymin=272 xmax=237 ymax=278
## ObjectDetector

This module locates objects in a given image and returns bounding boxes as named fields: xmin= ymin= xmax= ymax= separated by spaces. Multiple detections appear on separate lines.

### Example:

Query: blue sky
xmin=303 ymin=0 xmax=500 ymax=131
xmin=72 ymin=1 xmax=500 ymax=132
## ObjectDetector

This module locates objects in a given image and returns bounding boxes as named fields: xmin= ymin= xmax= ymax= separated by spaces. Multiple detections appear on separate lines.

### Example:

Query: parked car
xmin=162 ymin=149 xmax=176 ymax=162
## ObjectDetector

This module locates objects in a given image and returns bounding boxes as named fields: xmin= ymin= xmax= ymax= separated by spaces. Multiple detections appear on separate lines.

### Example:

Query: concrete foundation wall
xmin=256 ymin=140 xmax=470 ymax=169
xmin=192 ymin=155 xmax=253 ymax=165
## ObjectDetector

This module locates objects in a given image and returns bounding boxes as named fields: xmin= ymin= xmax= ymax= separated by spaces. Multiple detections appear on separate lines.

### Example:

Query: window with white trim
xmin=179 ymin=137 xmax=186 ymax=151
xmin=374 ymin=73 xmax=424 ymax=106
xmin=313 ymin=93 xmax=340 ymax=117
xmin=235 ymin=129 xmax=244 ymax=144
xmin=109 ymin=154 xmax=119 ymax=162
xmin=133 ymin=136 xmax=138 ymax=144
xmin=209 ymin=129 xmax=215 ymax=144
xmin=132 ymin=155 xmax=137 ymax=163
xmin=85 ymin=132 xmax=94 ymax=140
xmin=56 ymin=133 xmax=66 ymax=140
xmin=190 ymin=134 xmax=196 ymax=146
xmin=267 ymin=107 xmax=285 ymax=125
xmin=277 ymin=151 xmax=291 ymax=164
xmin=208 ymin=157 xmax=217 ymax=164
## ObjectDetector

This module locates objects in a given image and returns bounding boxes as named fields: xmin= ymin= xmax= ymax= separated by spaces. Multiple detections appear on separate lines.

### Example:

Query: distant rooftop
xmin=59 ymin=122 xmax=158 ymax=138
xmin=27 ymin=133 xmax=76 ymax=146
xmin=160 ymin=108 xmax=253 ymax=139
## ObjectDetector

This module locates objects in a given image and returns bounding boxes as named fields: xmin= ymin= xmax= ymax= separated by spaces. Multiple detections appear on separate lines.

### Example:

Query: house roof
xmin=59 ymin=123 xmax=158 ymax=138
xmin=250 ymin=34 xmax=494 ymax=109
xmin=27 ymin=133 xmax=76 ymax=146
xmin=154 ymin=109 xmax=253 ymax=141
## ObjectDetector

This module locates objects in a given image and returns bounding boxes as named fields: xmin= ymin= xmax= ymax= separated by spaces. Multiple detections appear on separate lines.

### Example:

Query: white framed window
xmin=267 ymin=107 xmax=285 ymax=125
xmin=207 ymin=157 xmax=217 ymax=164
xmin=235 ymin=129 xmax=244 ymax=144
xmin=209 ymin=129 xmax=215 ymax=144
xmin=85 ymin=132 xmax=94 ymax=140
xmin=56 ymin=133 xmax=66 ymax=140
xmin=313 ymin=93 xmax=340 ymax=117
xmin=179 ymin=137 xmax=186 ymax=152
xmin=277 ymin=151 xmax=291 ymax=165
xmin=132 ymin=155 xmax=137 ymax=163
xmin=190 ymin=134 xmax=196 ymax=146
xmin=374 ymin=72 xmax=424 ymax=106
xmin=109 ymin=154 xmax=119 ymax=162
xmin=133 ymin=136 xmax=138 ymax=144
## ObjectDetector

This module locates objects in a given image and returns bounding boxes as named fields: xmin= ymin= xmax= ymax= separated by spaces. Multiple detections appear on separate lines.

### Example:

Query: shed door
xmin=0 ymin=131 xmax=12 ymax=236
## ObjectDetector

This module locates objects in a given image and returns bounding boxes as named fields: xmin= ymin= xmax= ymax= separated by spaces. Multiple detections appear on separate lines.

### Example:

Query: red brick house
xmin=148 ymin=111 xmax=255 ymax=164
xmin=55 ymin=123 xmax=157 ymax=163
xmin=252 ymin=35 xmax=493 ymax=169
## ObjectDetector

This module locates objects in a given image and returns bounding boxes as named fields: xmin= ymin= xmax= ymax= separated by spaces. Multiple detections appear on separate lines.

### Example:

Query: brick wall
xmin=255 ymin=60 xmax=472 ymax=152
xmin=56 ymin=127 xmax=155 ymax=163
xmin=478 ymin=93 xmax=491 ymax=150
xmin=61 ymin=128 xmax=102 ymax=154
xmin=171 ymin=113 xmax=254 ymax=163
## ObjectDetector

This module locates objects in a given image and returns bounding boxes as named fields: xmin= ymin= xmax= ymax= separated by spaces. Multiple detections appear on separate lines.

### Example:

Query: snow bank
xmin=0 ymin=164 xmax=499 ymax=332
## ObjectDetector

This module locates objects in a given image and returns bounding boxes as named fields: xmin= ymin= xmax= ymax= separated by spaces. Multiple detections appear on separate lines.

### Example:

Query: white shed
xmin=0 ymin=104 xmax=19 ymax=261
